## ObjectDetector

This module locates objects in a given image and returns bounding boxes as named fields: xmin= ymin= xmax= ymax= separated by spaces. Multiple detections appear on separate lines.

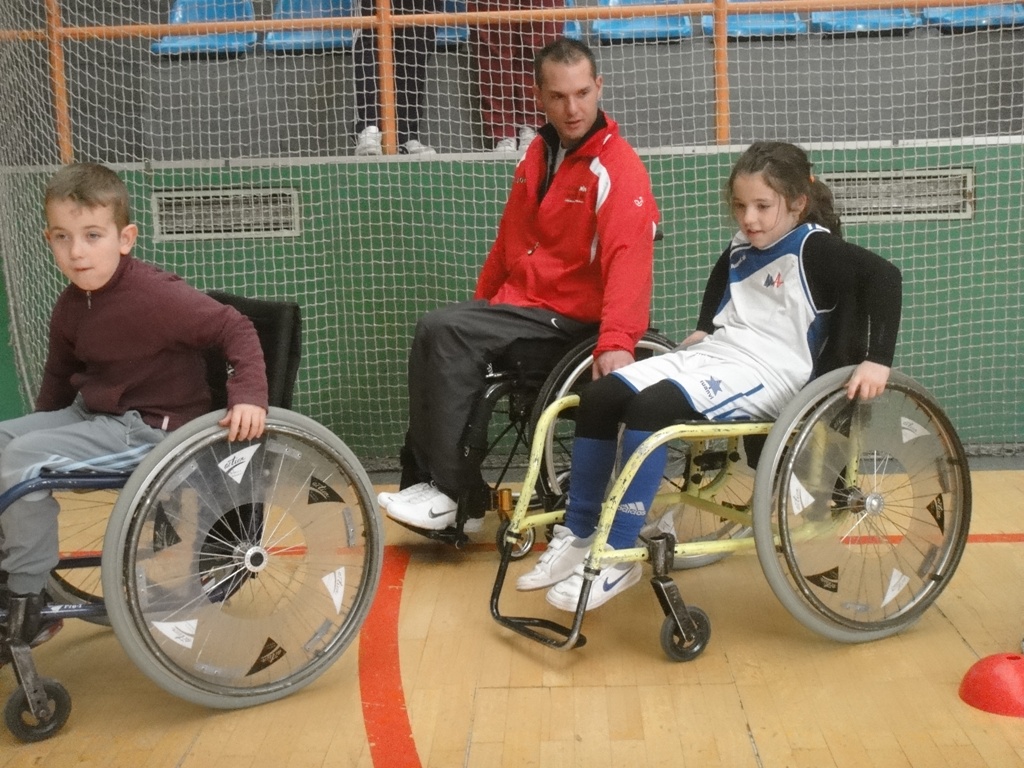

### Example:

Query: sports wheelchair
xmin=492 ymin=365 xmax=972 ymax=661
xmin=0 ymin=293 xmax=383 ymax=742
xmin=401 ymin=328 xmax=676 ymax=549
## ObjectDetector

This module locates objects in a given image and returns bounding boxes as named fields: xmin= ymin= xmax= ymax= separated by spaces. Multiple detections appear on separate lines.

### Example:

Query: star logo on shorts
xmin=702 ymin=376 xmax=723 ymax=398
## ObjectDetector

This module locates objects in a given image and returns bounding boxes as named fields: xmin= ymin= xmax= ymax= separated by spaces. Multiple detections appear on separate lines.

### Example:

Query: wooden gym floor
xmin=2 ymin=464 xmax=1024 ymax=767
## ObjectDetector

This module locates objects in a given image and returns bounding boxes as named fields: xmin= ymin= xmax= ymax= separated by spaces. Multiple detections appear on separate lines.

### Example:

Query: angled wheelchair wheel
xmin=752 ymin=368 xmax=971 ymax=643
xmin=48 ymin=489 xmax=119 ymax=624
xmin=530 ymin=330 xmax=676 ymax=506
xmin=100 ymin=407 xmax=383 ymax=709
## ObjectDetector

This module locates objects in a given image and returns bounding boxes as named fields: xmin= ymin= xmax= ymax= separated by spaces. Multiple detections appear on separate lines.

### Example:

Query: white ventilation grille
xmin=152 ymin=189 xmax=301 ymax=240
xmin=821 ymin=169 xmax=975 ymax=222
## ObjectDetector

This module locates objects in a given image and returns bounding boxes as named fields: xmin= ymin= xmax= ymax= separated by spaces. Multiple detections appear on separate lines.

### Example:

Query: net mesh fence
xmin=0 ymin=0 xmax=1021 ymax=464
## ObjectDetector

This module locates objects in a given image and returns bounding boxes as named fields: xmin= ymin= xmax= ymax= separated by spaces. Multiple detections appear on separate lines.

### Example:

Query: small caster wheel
xmin=496 ymin=520 xmax=535 ymax=560
xmin=660 ymin=607 xmax=711 ymax=662
xmin=4 ymin=678 xmax=72 ymax=742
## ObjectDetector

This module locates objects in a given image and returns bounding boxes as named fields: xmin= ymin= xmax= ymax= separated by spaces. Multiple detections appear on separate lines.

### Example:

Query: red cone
xmin=959 ymin=654 xmax=1024 ymax=717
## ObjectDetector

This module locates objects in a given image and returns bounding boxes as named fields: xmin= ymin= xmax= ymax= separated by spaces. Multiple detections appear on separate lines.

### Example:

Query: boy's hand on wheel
xmin=220 ymin=404 xmax=267 ymax=441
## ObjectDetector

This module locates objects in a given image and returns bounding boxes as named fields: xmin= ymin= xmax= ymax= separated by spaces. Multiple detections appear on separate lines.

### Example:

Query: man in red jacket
xmin=381 ymin=38 xmax=659 ymax=535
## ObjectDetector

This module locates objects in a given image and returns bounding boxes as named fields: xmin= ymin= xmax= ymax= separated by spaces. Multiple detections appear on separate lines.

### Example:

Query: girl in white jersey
xmin=516 ymin=141 xmax=903 ymax=612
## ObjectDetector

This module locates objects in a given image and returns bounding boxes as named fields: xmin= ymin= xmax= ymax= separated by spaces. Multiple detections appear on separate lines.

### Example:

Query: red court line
xmin=967 ymin=532 xmax=1024 ymax=544
xmin=359 ymin=546 xmax=422 ymax=768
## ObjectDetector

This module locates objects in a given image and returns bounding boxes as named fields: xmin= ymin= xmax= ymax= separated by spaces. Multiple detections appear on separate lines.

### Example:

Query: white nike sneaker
xmin=545 ymin=561 xmax=642 ymax=612
xmin=515 ymin=524 xmax=591 ymax=591
xmin=385 ymin=484 xmax=458 ymax=530
xmin=377 ymin=481 xmax=433 ymax=509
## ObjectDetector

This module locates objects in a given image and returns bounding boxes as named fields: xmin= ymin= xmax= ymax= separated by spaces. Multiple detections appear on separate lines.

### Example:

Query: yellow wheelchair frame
xmin=491 ymin=366 xmax=972 ymax=661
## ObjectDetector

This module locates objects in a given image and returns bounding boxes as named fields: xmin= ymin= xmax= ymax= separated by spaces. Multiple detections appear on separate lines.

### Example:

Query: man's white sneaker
xmin=385 ymin=484 xmax=458 ymax=530
xmin=518 ymin=126 xmax=537 ymax=150
xmin=401 ymin=139 xmax=436 ymax=155
xmin=493 ymin=137 xmax=517 ymax=152
xmin=545 ymin=561 xmax=642 ymax=612
xmin=355 ymin=126 xmax=383 ymax=156
xmin=377 ymin=481 xmax=432 ymax=509
xmin=515 ymin=524 xmax=591 ymax=591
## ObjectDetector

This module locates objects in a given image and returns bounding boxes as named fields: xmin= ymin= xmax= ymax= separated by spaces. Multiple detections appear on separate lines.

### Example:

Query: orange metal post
xmin=712 ymin=0 xmax=731 ymax=144
xmin=45 ymin=0 xmax=74 ymax=164
xmin=376 ymin=0 xmax=400 ymax=155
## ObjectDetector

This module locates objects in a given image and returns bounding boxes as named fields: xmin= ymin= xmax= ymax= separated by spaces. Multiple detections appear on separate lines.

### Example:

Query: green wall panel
xmin=2 ymin=147 xmax=1020 ymax=459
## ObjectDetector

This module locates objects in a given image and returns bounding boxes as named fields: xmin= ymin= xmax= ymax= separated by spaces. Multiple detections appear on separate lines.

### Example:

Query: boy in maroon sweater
xmin=0 ymin=163 xmax=268 ymax=647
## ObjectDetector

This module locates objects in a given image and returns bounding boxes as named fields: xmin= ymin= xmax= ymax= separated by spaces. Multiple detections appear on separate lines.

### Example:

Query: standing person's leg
xmin=471 ymin=0 xmax=518 ymax=147
xmin=387 ymin=301 xmax=588 ymax=529
xmin=513 ymin=2 xmax=560 ymax=136
xmin=394 ymin=0 xmax=437 ymax=150
xmin=354 ymin=0 xmax=379 ymax=132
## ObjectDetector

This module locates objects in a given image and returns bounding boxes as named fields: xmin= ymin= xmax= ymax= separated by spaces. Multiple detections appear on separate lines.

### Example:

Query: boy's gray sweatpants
xmin=0 ymin=400 xmax=166 ymax=594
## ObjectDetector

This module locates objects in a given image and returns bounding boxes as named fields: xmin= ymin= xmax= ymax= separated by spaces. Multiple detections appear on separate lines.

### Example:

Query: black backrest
xmin=205 ymin=291 xmax=302 ymax=410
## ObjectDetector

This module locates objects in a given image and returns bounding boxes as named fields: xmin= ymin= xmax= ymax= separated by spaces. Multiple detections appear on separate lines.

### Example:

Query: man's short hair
xmin=44 ymin=162 xmax=132 ymax=229
xmin=534 ymin=37 xmax=598 ymax=87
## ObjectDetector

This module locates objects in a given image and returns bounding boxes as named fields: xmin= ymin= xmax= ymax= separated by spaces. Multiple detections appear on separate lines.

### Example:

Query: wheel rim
xmin=773 ymin=384 xmax=970 ymax=631
xmin=108 ymin=419 xmax=380 ymax=700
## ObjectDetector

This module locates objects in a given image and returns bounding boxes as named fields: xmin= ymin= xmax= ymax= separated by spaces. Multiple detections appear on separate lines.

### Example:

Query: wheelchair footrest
xmin=390 ymin=518 xmax=472 ymax=548
xmin=490 ymin=538 xmax=587 ymax=650
xmin=493 ymin=613 xmax=588 ymax=650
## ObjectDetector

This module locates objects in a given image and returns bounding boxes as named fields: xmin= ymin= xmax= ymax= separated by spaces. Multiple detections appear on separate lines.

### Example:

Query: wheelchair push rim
xmin=752 ymin=367 xmax=972 ymax=643
xmin=101 ymin=407 xmax=383 ymax=709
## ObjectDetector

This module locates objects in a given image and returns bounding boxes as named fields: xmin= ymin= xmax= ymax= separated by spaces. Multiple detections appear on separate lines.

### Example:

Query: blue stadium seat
xmin=151 ymin=0 xmax=258 ymax=56
xmin=922 ymin=3 xmax=1024 ymax=31
xmin=564 ymin=0 xmax=584 ymax=40
xmin=701 ymin=0 xmax=807 ymax=38
xmin=435 ymin=0 xmax=584 ymax=49
xmin=436 ymin=0 xmax=470 ymax=48
xmin=264 ymin=0 xmax=356 ymax=52
xmin=810 ymin=9 xmax=921 ymax=35
xmin=592 ymin=0 xmax=693 ymax=43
